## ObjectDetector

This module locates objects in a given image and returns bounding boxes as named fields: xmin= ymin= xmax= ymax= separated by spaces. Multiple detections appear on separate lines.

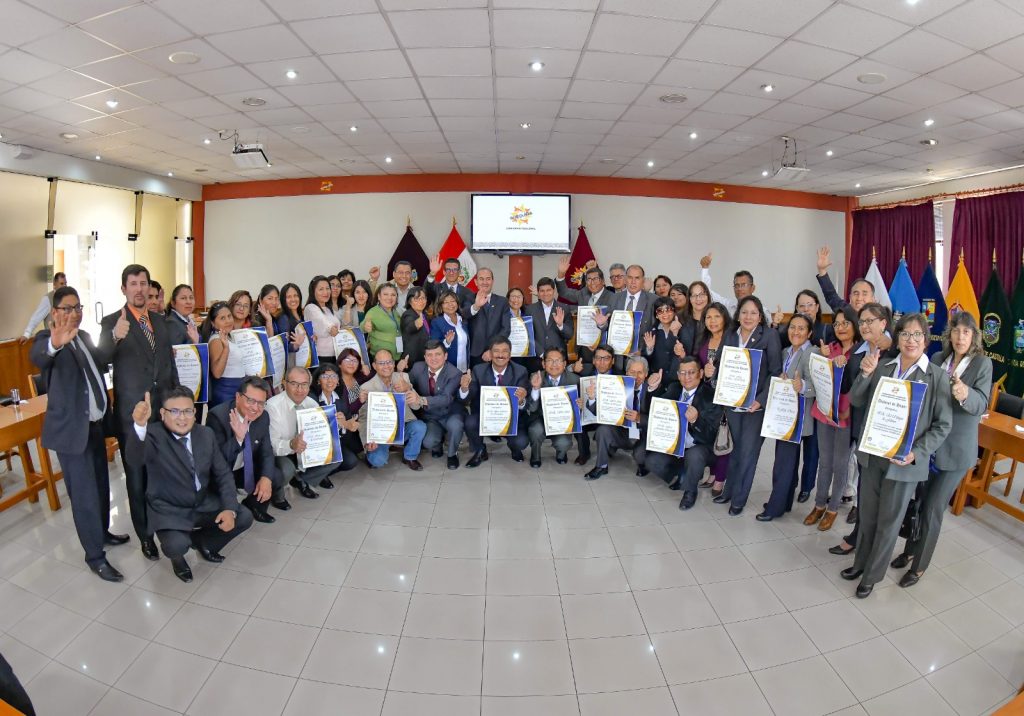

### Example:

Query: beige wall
xmin=0 ymin=172 xmax=50 ymax=339
xmin=137 ymin=193 xmax=180 ymax=294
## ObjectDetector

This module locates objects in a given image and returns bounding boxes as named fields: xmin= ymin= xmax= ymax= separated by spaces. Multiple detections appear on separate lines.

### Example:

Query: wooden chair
xmin=27 ymin=373 xmax=119 ymax=463
xmin=987 ymin=375 xmax=1022 ymax=498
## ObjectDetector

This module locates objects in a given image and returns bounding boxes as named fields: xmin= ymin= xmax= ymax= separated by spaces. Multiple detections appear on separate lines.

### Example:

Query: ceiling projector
xmin=231 ymin=142 xmax=270 ymax=169
xmin=774 ymin=165 xmax=810 ymax=181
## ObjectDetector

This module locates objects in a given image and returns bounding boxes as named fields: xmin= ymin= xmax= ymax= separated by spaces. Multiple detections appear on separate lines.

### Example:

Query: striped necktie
xmin=138 ymin=312 xmax=156 ymax=350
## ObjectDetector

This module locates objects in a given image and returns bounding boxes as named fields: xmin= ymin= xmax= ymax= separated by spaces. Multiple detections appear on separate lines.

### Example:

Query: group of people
xmin=28 ymin=247 xmax=990 ymax=602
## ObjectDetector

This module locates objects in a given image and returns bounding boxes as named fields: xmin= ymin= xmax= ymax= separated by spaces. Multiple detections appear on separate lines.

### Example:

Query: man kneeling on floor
xmin=126 ymin=386 xmax=253 ymax=582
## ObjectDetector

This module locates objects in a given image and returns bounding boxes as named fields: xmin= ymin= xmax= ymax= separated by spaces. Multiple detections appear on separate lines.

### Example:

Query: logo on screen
xmin=510 ymin=205 xmax=532 ymax=225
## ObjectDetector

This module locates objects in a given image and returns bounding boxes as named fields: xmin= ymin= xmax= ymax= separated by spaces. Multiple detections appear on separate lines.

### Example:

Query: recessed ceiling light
xmin=59 ymin=132 xmax=78 ymax=140
xmin=646 ymin=160 xmax=654 ymax=167
xmin=292 ymin=126 xmax=309 ymax=133
xmin=761 ymin=83 xmax=774 ymax=93
xmin=337 ymin=158 xmax=356 ymax=164
xmin=194 ymin=168 xmax=207 ymax=172
xmin=168 ymin=51 xmax=200 ymax=65
xmin=857 ymin=72 xmax=887 ymax=85
xmin=167 ymin=172 xmax=174 ymax=177
xmin=826 ymin=149 xmax=834 ymax=157
xmin=94 ymin=155 xmax=101 ymax=160
xmin=520 ymin=122 xmax=531 ymax=129
xmin=105 ymin=99 xmax=118 ymax=109
xmin=598 ymin=158 xmax=618 ymax=164
xmin=285 ymin=69 xmax=297 ymax=79
xmin=658 ymin=93 xmax=688 ymax=104
xmin=733 ymin=135 xmax=753 ymax=143
xmin=241 ymin=97 xmax=266 ymax=107
xmin=689 ymin=131 xmax=698 ymax=139
xmin=923 ymin=118 xmax=935 ymax=127
xmin=761 ymin=170 xmax=769 ymax=177
xmin=855 ymin=183 xmax=861 ymax=188
xmin=203 ymin=138 xmax=211 ymax=144
xmin=530 ymin=61 xmax=544 ymax=72
xmin=385 ymin=156 xmax=392 ymax=163
xmin=349 ymin=125 xmax=358 ymax=132
xmin=515 ymin=154 xmax=526 ymax=160
xmin=906 ymin=0 xmax=920 ymax=5
xmin=921 ymin=138 xmax=937 ymax=146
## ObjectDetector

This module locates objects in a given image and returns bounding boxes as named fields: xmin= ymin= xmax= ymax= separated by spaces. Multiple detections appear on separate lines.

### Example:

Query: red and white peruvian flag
xmin=434 ymin=220 xmax=478 ymax=292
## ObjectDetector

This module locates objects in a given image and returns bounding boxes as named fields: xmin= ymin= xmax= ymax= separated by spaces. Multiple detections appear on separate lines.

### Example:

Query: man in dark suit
xmin=585 ymin=356 xmax=663 ymax=480
xmin=573 ymin=344 xmax=619 ymax=465
xmin=410 ymin=340 xmax=466 ymax=469
xmin=593 ymin=264 xmax=657 ymax=370
xmin=30 ymin=286 xmax=129 ymax=582
xmin=96 ymin=264 xmax=177 ymax=561
xmin=556 ymin=258 xmax=615 ymax=369
xmin=644 ymin=357 xmax=725 ymax=510
xmin=425 ymin=255 xmax=475 ymax=309
xmin=462 ymin=267 xmax=510 ymax=366
xmin=525 ymin=348 xmax=581 ymax=467
xmin=208 ymin=375 xmax=290 ymax=524
xmin=524 ymin=278 xmax=573 ymax=372
xmin=461 ymin=336 xmax=529 ymax=467
xmin=126 ymin=386 xmax=253 ymax=582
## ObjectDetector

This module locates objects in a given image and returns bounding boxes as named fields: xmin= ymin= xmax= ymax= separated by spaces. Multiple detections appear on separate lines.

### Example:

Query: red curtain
xmin=847 ymin=202 xmax=934 ymax=293
xmin=950 ymin=191 xmax=1024 ymax=291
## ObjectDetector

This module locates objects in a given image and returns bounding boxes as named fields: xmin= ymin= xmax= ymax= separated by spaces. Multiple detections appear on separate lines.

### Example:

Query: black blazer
xmin=164 ymin=312 xmax=192 ymax=346
xmin=125 ymin=422 xmax=240 ymax=532
xmin=97 ymin=304 xmax=177 ymax=430
xmin=524 ymin=302 xmax=574 ymax=356
xmin=525 ymin=371 xmax=581 ymax=417
xmin=206 ymin=402 xmax=281 ymax=481
xmin=461 ymin=294 xmax=511 ymax=358
xmin=399 ymin=308 xmax=431 ymax=366
xmin=660 ymin=380 xmax=723 ymax=447
xmin=409 ymin=361 xmax=464 ymax=420
xmin=609 ymin=289 xmax=658 ymax=338
xmin=30 ymin=330 xmax=112 ymax=454
xmin=642 ymin=327 xmax=681 ymax=377
xmin=555 ymin=279 xmax=616 ymax=311
xmin=722 ymin=323 xmax=783 ymax=407
xmin=465 ymin=360 xmax=528 ymax=414
xmin=426 ymin=280 xmax=475 ymax=309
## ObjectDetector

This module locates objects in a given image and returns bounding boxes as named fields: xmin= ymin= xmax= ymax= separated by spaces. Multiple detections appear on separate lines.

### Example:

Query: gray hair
xmin=286 ymin=366 xmax=311 ymax=382
xmin=609 ymin=263 xmax=626 ymax=272
xmin=626 ymin=356 xmax=649 ymax=373
xmin=940 ymin=312 xmax=984 ymax=358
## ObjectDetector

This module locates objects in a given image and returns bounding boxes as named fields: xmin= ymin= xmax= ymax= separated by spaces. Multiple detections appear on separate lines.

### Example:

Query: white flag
xmin=863 ymin=258 xmax=891 ymax=309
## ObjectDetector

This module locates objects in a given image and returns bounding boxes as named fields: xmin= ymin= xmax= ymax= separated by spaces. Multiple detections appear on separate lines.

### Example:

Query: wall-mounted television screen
xmin=470 ymin=193 xmax=571 ymax=254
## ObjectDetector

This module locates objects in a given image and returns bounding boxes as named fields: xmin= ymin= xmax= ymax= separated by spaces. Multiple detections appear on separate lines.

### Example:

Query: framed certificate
xmin=578 ymin=375 xmax=598 ymax=426
xmin=607 ymin=310 xmax=642 ymax=355
xmin=509 ymin=314 xmax=535 ymax=358
xmin=595 ymin=374 xmax=637 ymax=427
xmin=173 ymin=343 xmax=209 ymax=403
xmin=760 ymin=377 xmax=807 ymax=443
xmin=334 ymin=327 xmax=370 ymax=364
xmin=230 ymin=329 xmax=275 ymax=377
xmin=480 ymin=385 xmax=520 ymax=436
xmin=713 ymin=347 xmax=763 ymax=410
xmin=541 ymin=386 xmax=582 ymax=435
xmin=576 ymin=306 xmax=607 ymax=352
xmin=808 ymin=352 xmax=843 ymax=424
xmin=294 ymin=320 xmax=319 ymax=369
xmin=295 ymin=404 xmax=342 ymax=469
xmin=859 ymin=377 xmax=928 ymax=461
xmin=269 ymin=334 xmax=287 ymax=388
xmin=365 ymin=391 xmax=407 ymax=445
xmin=646 ymin=397 xmax=689 ymax=457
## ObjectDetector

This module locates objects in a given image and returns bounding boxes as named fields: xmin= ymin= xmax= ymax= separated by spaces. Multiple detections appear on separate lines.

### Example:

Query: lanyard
xmin=783 ymin=343 xmax=806 ymax=374
xmin=896 ymin=361 xmax=918 ymax=380
xmin=382 ymin=308 xmax=399 ymax=330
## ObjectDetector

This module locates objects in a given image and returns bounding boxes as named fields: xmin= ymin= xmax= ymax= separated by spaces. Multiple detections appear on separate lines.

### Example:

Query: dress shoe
xmin=141 ymin=537 xmax=160 ymax=561
xmin=510 ymin=450 xmax=525 ymax=463
xmin=104 ymin=531 xmax=130 ymax=546
xmin=840 ymin=566 xmax=863 ymax=581
xmin=319 ymin=476 xmax=335 ymax=489
xmin=431 ymin=449 xmax=443 ymax=459
xmin=728 ymin=505 xmax=743 ymax=516
xmin=841 ymin=494 xmax=853 ymax=503
xmin=171 ymin=557 xmax=193 ymax=582
xmin=818 ymin=510 xmax=838 ymax=531
xmin=855 ymin=582 xmax=874 ymax=598
xmin=447 ymin=455 xmax=460 ymax=470
xmin=898 ymin=571 xmax=921 ymax=588
xmin=890 ymin=553 xmax=911 ymax=569
xmin=466 ymin=451 xmax=489 ymax=468
xmin=290 ymin=477 xmax=319 ymax=499
xmin=846 ymin=506 xmax=858 ymax=524
xmin=710 ymin=486 xmax=724 ymax=499
xmin=803 ymin=506 xmax=825 ymax=526
xmin=194 ymin=543 xmax=226 ymax=563
xmin=250 ymin=508 xmax=276 ymax=524
xmin=90 ymin=559 xmax=124 ymax=583
xmin=271 ymin=498 xmax=292 ymax=511
xmin=755 ymin=512 xmax=774 ymax=522
xmin=403 ymin=458 xmax=424 ymax=471
xmin=585 ymin=466 xmax=608 ymax=481
xmin=574 ymin=455 xmax=589 ymax=466
xmin=679 ymin=491 xmax=697 ymax=510
xmin=712 ymin=493 xmax=731 ymax=504
xmin=530 ymin=458 xmax=542 ymax=468
xmin=555 ymin=454 xmax=568 ymax=465
xmin=796 ymin=491 xmax=811 ymax=503
xmin=829 ymin=543 xmax=855 ymax=556
xmin=635 ymin=466 xmax=650 ymax=477
xmin=489 ymin=436 xmax=502 ymax=443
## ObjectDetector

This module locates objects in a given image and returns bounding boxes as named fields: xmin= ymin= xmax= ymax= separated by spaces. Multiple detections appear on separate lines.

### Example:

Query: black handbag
xmin=899 ymin=482 xmax=927 ymax=541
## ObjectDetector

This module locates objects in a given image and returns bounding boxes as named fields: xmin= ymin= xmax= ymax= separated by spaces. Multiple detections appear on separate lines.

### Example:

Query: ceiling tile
xmin=675 ymin=109 xmax=747 ymax=131
xmin=938 ymin=93 xmax=1009 ymax=120
xmin=653 ymin=59 xmax=745 ymax=91
xmin=494 ymin=48 xmax=580 ymax=78
xmin=133 ymin=39 xmax=235 ymax=77
xmin=0 ymin=86 xmax=64 ymax=112
xmin=22 ymin=28 xmax=122 ymax=68
xmin=420 ymin=76 xmax=492 ymax=99
xmin=565 ymin=79 xmax=641 ymax=104
xmin=389 ymin=9 xmax=491 ymax=48
xmin=347 ymin=77 xmax=423 ymax=102
xmin=869 ymin=30 xmax=973 ymax=74
xmin=406 ymin=48 xmax=493 ymax=77
xmin=181 ymin=66 xmax=266 ymax=95
xmin=205 ymin=25 xmax=310 ymax=65
xmin=80 ymin=5 xmax=193 ymax=53
xmin=756 ymin=41 xmax=857 ymax=82
xmin=498 ymin=77 xmax=570 ymax=101
xmin=676 ymin=26 xmax=782 ymax=66
xmin=560 ymin=101 xmax=628 ymax=120
xmin=37 ymin=101 xmax=105 ymax=125
xmin=986 ymin=35 xmax=1024 ymax=73
xmin=0 ymin=49 xmax=61 ymax=85
xmin=705 ymin=0 xmax=832 ymax=37
xmin=125 ymin=77 xmax=205 ymax=103
xmin=928 ymin=54 xmax=1020 ymax=92
xmin=699 ymin=91 xmax=776 ymax=115
xmin=979 ymin=77 xmax=1024 ymax=107
xmin=151 ymin=0 xmax=279 ymax=35
xmin=278 ymin=82 xmax=357 ymax=106
xmin=30 ymin=70 xmax=112 ymax=100
xmin=812 ymin=112 xmax=879 ymax=132
xmin=576 ymin=52 xmax=666 ymax=84
xmin=974 ymin=108 xmax=1024 ymax=132
xmin=847 ymin=95 xmax=918 ymax=121
xmin=722 ymin=70 xmax=814 ymax=101
xmin=322 ymin=51 xmax=412 ymax=81
xmin=248 ymin=56 xmax=337 ymax=87
xmin=759 ymin=102 xmax=832 ymax=124
xmin=263 ymin=0 xmax=378 ymax=20
xmin=292 ymin=13 xmax=398 ymax=53
xmin=163 ymin=96 xmax=234 ymax=118
xmin=74 ymin=88 xmax=149 ymax=114
xmin=588 ymin=14 xmax=693 ymax=55
xmin=796 ymin=5 xmax=911 ymax=55
xmin=77 ymin=55 xmax=167 ymax=87
xmin=0 ymin=1 xmax=66 ymax=46
xmin=496 ymin=99 xmax=562 ymax=117
xmin=924 ymin=0 xmax=1024 ymax=51
xmin=492 ymin=10 xmax=593 ymax=49
xmin=790 ymin=82 xmax=874 ymax=111
xmin=430 ymin=98 xmax=494 ymax=117
xmin=363 ymin=99 xmax=432 ymax=117
xmin=601 ymin=0 xmax=713 ymax=21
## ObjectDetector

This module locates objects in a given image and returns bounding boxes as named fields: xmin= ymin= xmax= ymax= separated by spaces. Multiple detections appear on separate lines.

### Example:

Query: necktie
xmin=428 ymin=372 xmax=437 ymax=396
xmin=589 ymin=294 xmax=597 ymax=306
xmin=138 ymin=312 xmax=156 ymax=350
xmin=496 ymin=371 xmax=505 ymax=386
xmin=177 ymin=434 xmax=200 ymax=491
xmin=682 ymin=390 xmax=693 ymax=404
xmin=242 ymin=432 xmax=255 ymax=493
xmin=626 ymin=295 xmax=635 ymax=312
xmin=72 ymin=339 xmax=107 ymax=414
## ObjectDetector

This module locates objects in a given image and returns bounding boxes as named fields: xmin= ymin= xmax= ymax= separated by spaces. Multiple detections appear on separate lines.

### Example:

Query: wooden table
xmin=952 ymin=412 xmax=1024 ymax=522
xmin=0 ymin=395 xmax=62 ymax=512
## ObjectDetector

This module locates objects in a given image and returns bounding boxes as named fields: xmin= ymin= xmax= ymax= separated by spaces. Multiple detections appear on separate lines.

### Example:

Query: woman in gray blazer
xmin=890 ymin=313 xmax=992 ymax=588
xmin=843 ymin=312 xmax=952 ymax=598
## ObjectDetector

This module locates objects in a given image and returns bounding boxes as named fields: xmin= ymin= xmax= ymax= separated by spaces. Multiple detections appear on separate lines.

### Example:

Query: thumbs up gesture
xmin=133 ymin=391 xmax=151 ymax=427
xmin=792 ymin=368 xmax=803 ymax=394
xmin=460 ymin=370 xmax=472 ymax=391
xmin=772 ymin=304 xmax=785 ymax=326
xmin=861 ymin=345 xmax=880 ymax=376
xmin=114 ymin=307 xmax=131 ymax=341
xmin=951 ymin=374 xmax=969 ymax=402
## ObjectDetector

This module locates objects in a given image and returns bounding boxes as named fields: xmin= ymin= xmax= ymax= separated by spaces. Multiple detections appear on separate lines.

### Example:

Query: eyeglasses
xmin=444 ymin=266 xmax=460 ymax=273
xmin=376 ymin=360 xmax=395 ymax=367
xmin=341 ymin=356 xmax=359 ymax=364
xmin=610 ymin=273 xmax=625 ymax=280
xmin=545 ymin=358 xmax=565 ymax=365
xmin=239 ymin=394 xmax=267 ymax=409
xmin=286 ymin=380 xmax=310 ymax=389
xmin=679 ymin=369 xmax=700 ymax=377
xmin=733 ymin=282 xmax=751 ymax=289
xmin=163 ymin=407 xmax=196 ymax=418
xmin=859 ymin=317 xmax=879 ymax=326
xmin=899 ymin=331 xmax=926 ymax=342
xmin=796 ymin=302 xmax=816 ymax=311
xmin=594 ymin=354 xmax=613 ymax=361
xmin=689 ymin=292 xmax=707 ymax=299
xmin=319 ymin=373 xmax=339 ymax=382
xmin=56 ymin=304 xmax=83 ymax=314
xmin=585 ymin=275 xmax=602 ymax=283
xmin=656 ymin=306 xmax=674 ymax=313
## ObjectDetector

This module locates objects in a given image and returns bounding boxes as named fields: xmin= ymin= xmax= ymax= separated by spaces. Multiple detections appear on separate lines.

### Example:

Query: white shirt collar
xmin=941 ymin=353 xmax=972 ymax=379
xmin=886 ymin=353 xmax=930 ymax=376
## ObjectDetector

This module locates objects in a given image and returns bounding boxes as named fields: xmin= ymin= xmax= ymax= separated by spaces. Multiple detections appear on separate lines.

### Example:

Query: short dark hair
xmin=394 ymin=260 xmax=412 ymax=270
xmin=733 ymin=295 xmax=767 ymax=327
xmin=121 ymin=264 xmax=150 ymax=287
xmin=444 ymin=257 xmax=460 ymax=268
xmin=678 ymin=355 xmax=701 ymax=370
xmin=536 ymin=277 xmax=556 ymax=291
xmin=52 ymin=286 xmax=79 ymax=307
xmin=488 ymin=335 xmax=512 ymax=352
xmin=163 ymin=385 xmax=195 ymax=404
xmin=149 ymin=280 xmax=163 ymax=292
xmin=53 ymin=272 xmax=66 ymax=282
xmin=593 ymin=343 xmax=614 ymax=357
xmin=543 ymin=347 xmax=565 ymax=361
xmin=585 ymin=267 xmax=604 ymax=281
xmin=406 ymin=286 xmax=427 ymax=310
xmin=238 ymin=376 xmax=270 ymax=398
xmin=851 ymin=278 xmax=875 ymax=294
xmin=734 ymin=270 xmax=754 ymax=284
xmin=337 ymin=348 xmax=363 ymax=369
xmin=653 ymin=297 xmax=675 ymax=314
xmin=337 ymin=269 xmax=355 ymax=283
xmin=894 ymin=312 xmax=929 ymax=341
xmin=424 ymin=339 xmax=446 ymax=354
xmin=312 ymin=363 xmax=339 ymax=385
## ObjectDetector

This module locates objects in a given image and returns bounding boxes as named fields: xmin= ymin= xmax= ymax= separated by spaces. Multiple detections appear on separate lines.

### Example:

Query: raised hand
xmin=527 ymin=284 xmax=537 ymax=298
xmin=572 ymin=357 xmax=583 ymax=373
xmin=643 ymin=331 xmax=656 ymax=352
xmin=474 ymin=290 xmax=489 ymax=310
xmin=343 ymin=416 xmax=359 ymax=432
xmin=861 ymin=345 xmax=880 ymax=376
xmin=429 ymin=253 xmax=442 ymax=275
xmin=368 ymin=265 xmax=381 ymax=281
xmin=460 ymin=370 xmax=472 ymax=391
xmin=50 ymin=308 xmax=79 ymax=348
xmin=699 ymin=253 xmax=712 ymax=269
xmin=481 ymin=350 xmax=491 ymax=362
xmin=362 ymin=318 xmax=374 ymax=333
xmin=290 ymin=430 xmax=307 ymax=454
xmin=113 ymin=307 xmax=131 ymax=341
xmin=445 ymin=329 xmax=456 ymax=344
xmin=359 ymin=389 xmax=368 ymax=404
xmin=685 ymin=405 xmax=698 ymax=423
xmin=817 ymin=246 xmax=832 ymax=275
xmin=643 ymin=277 xmax=654 ymax=292
xmin=951 ymin=374 xmax=969 ymax=402
xmin=647 ymin=369 xmax=663 ymax=391
xmin=553 ymin=306 xmax=565 ymax=328
xmin=530 ymin=371 xmax=543 ymax=390
xmin=593 ymin=311 xmax=609 ymax=328
xmin=584 ymin=259 xmax=597 ymax=269
xmin=133 ymin=391 xmax=151 ymax=427
xmin=345 ymin=294 xmax=355 ymax=307
xmin=557 ymin=254 xmax=571 ymax=278
xmin=669 ymin=317 xmax=682 ymax=335
xmin=704 ymin=361 xmax=716 ymax=379
xmin=328 ymin=324 xmax=339 ymax=337
xmin=396 ymin=356 xmax=409 ymax=372
xmin=792 ymin=368 xmax=803 ymax=394
xmin=514 ymin=387 xmax=527 ymax=401
xmin=229 ymin=408 xmax=249 ymax=442
xmin=772 ymin=304 xmax=785 ymax=326
xmin=673 ymin=340 xmax=686 ymax=358
xmin=258 ymin=303 xmax=271 ymax=324
xmin=290 ymin=330 xmax=305 ymax=350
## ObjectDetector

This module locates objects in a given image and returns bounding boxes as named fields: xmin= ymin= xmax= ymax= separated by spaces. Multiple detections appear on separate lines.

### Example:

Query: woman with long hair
xmin=430 ymin=290 xmax=470 ymax=371
xmin=253 ymin=283 xmax=283 ymax=336
xmin=201 ymin=301 xmax=246 ymax=407
xmin=227 ymin=290 xmax=253 ymax=331
xmin=303 ymin=275 xmax=341 ymax=364
xmin=507 ymin=287 xmax=530 ymax=370
xmin=697 ymin=302 xmax=732 ymax=496
xmin=363 ymin=283 xmax=403 ymax=360
xmin=669 ymin=283 xmax=690 ymax=323
xmin=653 ymin=274 xmax=672 ymax=298
xmin=165 ymin=283 xmax=199 ymax=345
xmin=327 ymin=275 xmax=343 ymax=317
xmin=337 ymin=269 xmax=356 ymax=301
xmin=341 ymin=279 xmax=375 ymax=328
xmin=400 ymin=286 xmax=431 ymax=366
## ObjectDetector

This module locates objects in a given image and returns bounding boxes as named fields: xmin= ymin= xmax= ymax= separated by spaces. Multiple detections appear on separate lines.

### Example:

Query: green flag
xmin=1008 ymin=261 xmax=1024 ymax=395
xmin=979 ymin=260 xmax=1013 ymax=383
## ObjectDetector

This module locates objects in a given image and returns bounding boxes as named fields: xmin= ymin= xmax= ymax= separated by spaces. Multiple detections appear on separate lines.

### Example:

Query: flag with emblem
xmin=434 ymin=218 xmax=478 ymax=292
xmin=387 ymin=219 xmax=430 ymax=286
xmin=1007 ymin=252 xmax=1024 ymax=395
xmin=979 ymin=252 xmax=1012 ymax=382
xmin=946 ymin=250 xmax=981 ymax=323
xmin=863 ymin=255 xmax=891 ymax=308
xmin=888 ymin=257 xmax=920 ymax=322
xmin=559 ymin=223 xmax=597 ymax=306
xmin=916 ymin=252 xmax=946 ymax=357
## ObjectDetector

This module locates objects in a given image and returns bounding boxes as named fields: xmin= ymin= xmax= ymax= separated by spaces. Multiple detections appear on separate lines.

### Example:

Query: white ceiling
xmin=1 ymin=0 xmax=1023 ymax=195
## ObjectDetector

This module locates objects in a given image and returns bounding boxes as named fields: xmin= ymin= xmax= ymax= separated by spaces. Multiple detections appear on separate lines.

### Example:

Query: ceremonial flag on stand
xmin=387 ymin=219 xmax=430 ymax=285
xmin=864 ymin=254 xmax=891 ymax=308
xmin=559 ymin=223 xmax=597 ymax=306
xmin=434 ymin=218 xmax=478 ymax=292
xmin=888 ymin=257 xmax=920 ymax=321
xmin=1007 ymin=252 xmax=1024 ymax=395
xmin=979 ymin=252 xmax=1013 ymax=382
xmin=916 ymin=252 xmax=947 ymax=357
xmin=946 ymin=251 xmax=981 ymax=323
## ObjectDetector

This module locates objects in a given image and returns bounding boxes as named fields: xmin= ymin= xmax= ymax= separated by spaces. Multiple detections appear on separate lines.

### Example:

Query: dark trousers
xmin=576 ymin=425 xmax=594 ymax=460
xmin=232 ymin=466 xmax=286 ymax=515
xmin=56 ymin=422 xmax=111 ymax=567
xmin=763 ymin=439 xmax=801 ymax=517
xmin=156 ymin=507 xmax=254 ymax=559
xmin=527 ymin=414 xmax=572 ymax=460
xmin=852 ymin=463 xmax=918 ymax=585
xmin=0 ymin=653 xmax=34 ymax=716
xmin=903 ymin=468 xmax=964 ymax=573
xmin=593 ymin=424 xmax=646 ymax=469
xmin=645 ymin=451 xmax=681 ymax=485
xmin=723 ymin=410 xmax=766 ymax=510
xmin=800 ymin=423 xmax=819 ymax=494
xmin=422 ymin=413 xmax=466 ymax=457
xmin=679 ymin=443 xmax=717 ymax=494
xmin=465 ymin=412 xmax=529 ymax=454
xmin=117 ymin=426 xmax=149 ymax=540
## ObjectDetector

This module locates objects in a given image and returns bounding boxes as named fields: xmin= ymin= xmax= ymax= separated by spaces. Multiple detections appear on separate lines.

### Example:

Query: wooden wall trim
xmin=191 ymin=200 xmax=205 ymax=306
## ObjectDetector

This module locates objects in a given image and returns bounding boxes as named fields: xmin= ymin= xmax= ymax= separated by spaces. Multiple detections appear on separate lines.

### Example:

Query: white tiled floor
xmin=0 ymin=442 xmax=1022 ymax=716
